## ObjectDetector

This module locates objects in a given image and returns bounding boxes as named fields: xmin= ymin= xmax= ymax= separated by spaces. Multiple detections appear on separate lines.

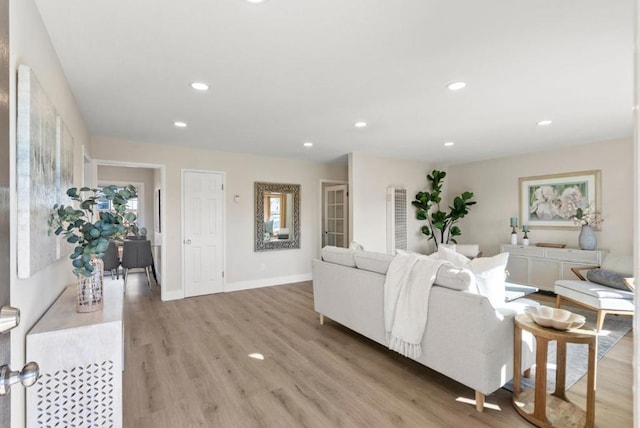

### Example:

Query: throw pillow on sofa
xmin=468 ymin=253 xmax=509 ymax=308
xmin=586 ymin=269 xmax=633 ymax=291
xmin=433 ymin=245 xmax=470 ymax=266
xmin=435 ymin=246 xmax=509 ymax=307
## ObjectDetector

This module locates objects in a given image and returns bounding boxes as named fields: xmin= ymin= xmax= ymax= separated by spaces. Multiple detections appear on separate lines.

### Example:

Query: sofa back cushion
xmin=321 ymin=246 xmax=357 ymax=267
xmin=354 ymin=251 xmax=394 ymax=274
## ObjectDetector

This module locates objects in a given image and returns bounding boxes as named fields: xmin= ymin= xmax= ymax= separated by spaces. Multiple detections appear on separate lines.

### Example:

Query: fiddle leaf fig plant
xmin=48 ymin=185 xmax=138 ymax=276
xmin=412 ymin=170 xmax=476 ymax=248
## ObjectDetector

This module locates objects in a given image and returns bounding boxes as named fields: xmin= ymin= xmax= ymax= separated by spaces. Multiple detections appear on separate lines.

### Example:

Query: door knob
xmin=184 ymin=239 xmax=192 ymax=244
xmin=0 ymin=362 xmax=40 ymax=396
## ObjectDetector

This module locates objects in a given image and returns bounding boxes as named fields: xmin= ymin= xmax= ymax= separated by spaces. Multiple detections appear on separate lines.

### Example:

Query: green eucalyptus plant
xmin=48 ymin=185 xmax=138 ymax=276
xmin=412 ymin=170 xmax=476 ymax=248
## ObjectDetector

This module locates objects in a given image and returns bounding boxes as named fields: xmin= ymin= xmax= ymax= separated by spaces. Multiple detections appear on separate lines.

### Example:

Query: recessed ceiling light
xmin=537 ymin=120 xmax=553 ymax=126
xmin=246 ymin=0 xmax=266 ymax=3
xmin=443 ymin=141 xmax=455 ymax=147
xmin=447 ymin=81 xmax=467 ymax=91
xmin=174 ymin=121 xmax=187 ymax=128
xmin=191 ymin=82 xmax=209 ymax=91
xmin=354 ymin=121 xmax=367 ymax=128
xmin=303 ymin=141 xmax=313 ymax=147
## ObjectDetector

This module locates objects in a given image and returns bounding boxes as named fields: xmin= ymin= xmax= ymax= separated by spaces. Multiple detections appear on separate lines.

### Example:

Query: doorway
xmin=182 ymin=170 xmax=225 ymax=297
xmin=93 ymin=160 xmax=166 ymax=298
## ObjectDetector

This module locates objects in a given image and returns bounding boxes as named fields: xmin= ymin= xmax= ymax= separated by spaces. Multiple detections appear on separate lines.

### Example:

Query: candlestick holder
xmin=522 ymin=230 xmax=529 ymax=246
xmin=510 ymin=226 xmax=518 ymax=245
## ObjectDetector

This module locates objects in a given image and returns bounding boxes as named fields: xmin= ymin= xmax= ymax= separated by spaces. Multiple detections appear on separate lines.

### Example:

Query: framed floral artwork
xmin=519 ymin=170 xmax=601 ymax=229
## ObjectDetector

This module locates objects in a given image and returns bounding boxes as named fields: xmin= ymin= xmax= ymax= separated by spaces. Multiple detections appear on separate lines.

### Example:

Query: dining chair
xmin=102 ymin=241 xmax=121 ymax=279
xmin=121 ymin=239 xmax=154 ymax=290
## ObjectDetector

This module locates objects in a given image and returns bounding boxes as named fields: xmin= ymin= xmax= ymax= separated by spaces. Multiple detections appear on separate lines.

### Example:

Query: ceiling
xmin=34 ymin=0 xmax=634 ymax=165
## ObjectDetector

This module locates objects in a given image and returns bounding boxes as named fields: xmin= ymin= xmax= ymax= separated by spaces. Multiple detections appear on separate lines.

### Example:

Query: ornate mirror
xmin=255 ymin=182 xmax=301 ymax=251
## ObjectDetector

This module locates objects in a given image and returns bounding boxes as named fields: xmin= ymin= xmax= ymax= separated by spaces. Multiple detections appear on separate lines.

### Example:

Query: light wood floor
xmin=123 ymin=276 xmax=633 ymax=427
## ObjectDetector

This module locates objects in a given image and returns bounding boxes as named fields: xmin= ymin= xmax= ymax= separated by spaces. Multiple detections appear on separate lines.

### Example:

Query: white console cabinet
xmin=26 ymin=282 xmax=124 ymax=428
xmin=500 ymin=244 xmax=607 ymax=292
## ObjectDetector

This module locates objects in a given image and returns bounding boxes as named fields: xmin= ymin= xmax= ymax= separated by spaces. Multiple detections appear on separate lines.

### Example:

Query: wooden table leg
xmin=513 ymin=324 xmax=522 ymax=396
xmin=554 ymin=339 xmax=567 ymax=400
xmin=586 ymin=336 xmax=597 ymax=428
xmin=533 ymin=336 xmax=549 ymax=423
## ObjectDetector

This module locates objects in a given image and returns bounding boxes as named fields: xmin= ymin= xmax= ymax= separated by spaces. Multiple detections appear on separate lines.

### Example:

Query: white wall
xmin=9 ymin=0 xmax=90 ymax=426
xmin=348 ymin=152 xmax=440 ymax=254
xmin=90 ymin=137 xmax=347 ymax=298
xmin=447 ymin=138 xmax=633 ymax=257
xmin=97 ymin=165 xmax=156 ymax=243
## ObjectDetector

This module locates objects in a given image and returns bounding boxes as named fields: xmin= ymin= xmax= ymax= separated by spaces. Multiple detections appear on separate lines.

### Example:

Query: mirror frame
xmin=255 ymin=182 xmax=301 ymax=251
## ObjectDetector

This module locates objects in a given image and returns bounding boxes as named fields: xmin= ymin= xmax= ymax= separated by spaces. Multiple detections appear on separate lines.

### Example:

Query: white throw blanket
xmin=384 ymin=253 xmax=450 ymax=359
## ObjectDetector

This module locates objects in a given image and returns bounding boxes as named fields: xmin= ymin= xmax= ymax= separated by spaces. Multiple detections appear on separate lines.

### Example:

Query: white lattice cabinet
xmin=500 ymin=244 xmax=607 ymax=292
xmin=27 ymin=282 xmax=124 ymax=428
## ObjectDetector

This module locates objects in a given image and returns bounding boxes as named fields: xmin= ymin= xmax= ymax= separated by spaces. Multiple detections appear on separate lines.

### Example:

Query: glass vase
xmin=76 ymin=256 xmax=104 ymax=313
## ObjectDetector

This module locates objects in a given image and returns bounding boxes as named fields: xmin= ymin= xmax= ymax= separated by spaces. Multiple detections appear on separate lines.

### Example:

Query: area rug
xmin=504 ymin=308 xmax=632 ymax=393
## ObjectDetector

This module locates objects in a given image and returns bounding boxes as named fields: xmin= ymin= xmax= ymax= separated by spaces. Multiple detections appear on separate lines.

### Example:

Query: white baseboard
xmin=161 ymin=288 xmax=184 ymax=301
xmin=224 ymin=273 xmax=312 ymax=293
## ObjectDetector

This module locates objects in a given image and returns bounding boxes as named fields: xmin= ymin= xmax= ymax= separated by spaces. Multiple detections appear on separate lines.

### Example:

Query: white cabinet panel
xmin=506 ymin=256 xmax=529 ymax=285
xmin=530 ymin=259 xmax=561 ymax=290
xmin=545 ymin=248 xmax=601 ymax=264
xmin=500 ymin=245 xmax=606 ymax=292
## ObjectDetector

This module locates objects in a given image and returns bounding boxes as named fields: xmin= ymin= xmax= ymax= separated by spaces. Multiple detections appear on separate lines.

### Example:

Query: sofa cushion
xmin=321 ymin=246 xmax=356 ymax=267
xmin=586 ymin=269 xmax=632 ymax=291
xmin=433 ymin=246 xmax=509 ymax=304
xmin=354 ymin=251 xmax=394 ymax=274
xmin=434 ymin=245 xmax=471 ymax=266
xmin=468 ymin=253 xmax=509 ymax=308
xmin=434 ymin=265 xmax=477 ymax=293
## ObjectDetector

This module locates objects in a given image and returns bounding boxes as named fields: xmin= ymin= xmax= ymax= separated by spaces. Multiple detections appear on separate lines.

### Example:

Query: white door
xmin=183 ymin=171 xmax=224 ymax=297
xmin=324 ymin=184 xmax=348 ymax=248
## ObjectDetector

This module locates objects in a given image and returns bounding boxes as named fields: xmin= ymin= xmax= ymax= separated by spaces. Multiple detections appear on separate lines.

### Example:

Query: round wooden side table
xmin=513 ymin=313 xmax=597 ymax=428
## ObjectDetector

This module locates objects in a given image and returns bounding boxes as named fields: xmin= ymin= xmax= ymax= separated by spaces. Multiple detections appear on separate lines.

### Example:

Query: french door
xmin=324 ymin=184 xmax=348 ymax=248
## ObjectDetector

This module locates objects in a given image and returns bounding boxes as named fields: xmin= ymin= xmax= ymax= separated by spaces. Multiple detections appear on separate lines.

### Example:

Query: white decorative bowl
xmin=525 ymin=306 xmax=586 ymax=330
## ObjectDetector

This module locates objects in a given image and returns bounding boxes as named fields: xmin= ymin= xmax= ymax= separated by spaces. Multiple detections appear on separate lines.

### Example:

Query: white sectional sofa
xmin=312 ymin=246 xmax=536 ymax=411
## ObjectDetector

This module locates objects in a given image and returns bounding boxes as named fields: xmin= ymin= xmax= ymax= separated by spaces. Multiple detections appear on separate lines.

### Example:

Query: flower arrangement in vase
xmin=49 ymin=185 xmax=138 ymax=312
xmin=570 ymin=204 xmax=603 ymax=250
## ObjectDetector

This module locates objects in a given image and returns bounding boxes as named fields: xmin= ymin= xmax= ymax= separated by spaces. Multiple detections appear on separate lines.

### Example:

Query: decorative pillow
xmin=586 ymin=269 xmax=633 ymax=291
xmin=467 ymin=253 xmax=509 ymax=308
xmin=434 ymin=265 xmax=478 ymax=293
xmin=354 ymin=251 xmax=394 ymax=274
xmin=321 ymin=246 xmax=356 ymax=267
xmin=435 ymin=245 xmax=471 ymax=267
xmin=350 ymin=241 xmax=365 ymax=251
xmin=396 ymin=248 xmax=422 ymax=256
